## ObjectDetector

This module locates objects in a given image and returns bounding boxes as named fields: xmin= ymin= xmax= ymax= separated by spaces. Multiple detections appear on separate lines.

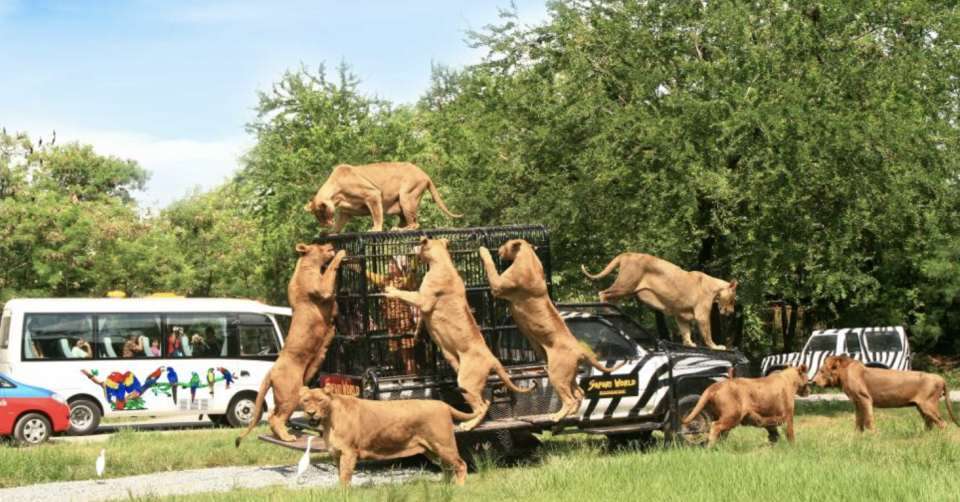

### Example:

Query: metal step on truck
xmin=259 ymin=225 xmax=750 ymax=457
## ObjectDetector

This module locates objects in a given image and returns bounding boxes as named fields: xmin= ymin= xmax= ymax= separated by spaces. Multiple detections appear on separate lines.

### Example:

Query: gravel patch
xmin=0 ymin=462 xmax=437 ymax=502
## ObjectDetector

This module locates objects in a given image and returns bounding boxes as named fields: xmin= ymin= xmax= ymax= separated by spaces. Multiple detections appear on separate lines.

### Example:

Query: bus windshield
xmin=805 ymin=334 xmax=837 ymax=353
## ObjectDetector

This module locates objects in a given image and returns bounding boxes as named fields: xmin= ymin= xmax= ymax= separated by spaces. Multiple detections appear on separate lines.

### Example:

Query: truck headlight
xmin=51 ymin=393 xmax=66 ymax=405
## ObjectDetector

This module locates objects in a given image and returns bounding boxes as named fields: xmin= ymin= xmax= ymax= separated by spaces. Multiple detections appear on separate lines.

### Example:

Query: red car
xmin=0 ymin=372 xmax=71 ymax=445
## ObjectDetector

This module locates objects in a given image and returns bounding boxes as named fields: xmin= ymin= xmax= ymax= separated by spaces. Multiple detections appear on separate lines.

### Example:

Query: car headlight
xmin=51 ymin=393 xmax=66 ymax=405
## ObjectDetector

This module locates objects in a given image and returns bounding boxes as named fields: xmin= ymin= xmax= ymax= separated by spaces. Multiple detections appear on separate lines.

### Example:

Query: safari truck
xmin=760 ymin=327 xmax=912 ymax=380
xmin=262 ymin=225 xmax=749 ymax=457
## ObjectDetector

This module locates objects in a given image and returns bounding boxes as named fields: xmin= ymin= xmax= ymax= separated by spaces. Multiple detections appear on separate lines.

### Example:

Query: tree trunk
xmin=785 ymin=300 xmax=799 ymax=353
xmin=779 ymin=300 xmax=790 ymax=353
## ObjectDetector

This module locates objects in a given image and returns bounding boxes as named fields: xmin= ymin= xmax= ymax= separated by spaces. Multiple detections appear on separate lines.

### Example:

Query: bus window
xmin=0 ymin=311 xmax=10 ymax=349
xmin=166 ymin=314 xmax=228 ymax=358
xmin=23 ymin=314 xmax=95 ymax=360
xmin=567 ymin=320 xmax=637 ymax=360
xmin=97 ymin=314 xmax=162 ymax=359
xmin=238 ymin=314 xmax=279 ymax=356
xmin=844 ymin=331 xmax=862 ymax=354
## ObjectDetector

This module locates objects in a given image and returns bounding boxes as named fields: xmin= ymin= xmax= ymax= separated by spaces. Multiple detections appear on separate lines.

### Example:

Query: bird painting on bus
xmin=218 ymin=367 xmax=234 ymax=389
xmin=145 ymin=367 xmax=164 ymax=389
xmin=207 ymin=368 xmax=216 ymax=398
xmin=166 ymin=367 xmax=180 ymax=404
xmin=189 ymin=372 xmax=201 ymax=403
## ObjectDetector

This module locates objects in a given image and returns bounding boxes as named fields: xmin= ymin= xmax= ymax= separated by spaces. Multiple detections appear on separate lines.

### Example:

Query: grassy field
xmin=4 ymin=401 xmax=960 ymax=501
xmin=0 ymin=424 xmax=290 ymax=488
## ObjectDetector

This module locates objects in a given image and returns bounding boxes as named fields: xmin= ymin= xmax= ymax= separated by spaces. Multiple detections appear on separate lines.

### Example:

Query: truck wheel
xmin=457 ymin=430 xmax=540 ymax=469
xmin=666 ymin=394 xmax=712 ymax=446
xmin=67 ymin=398 xmax=102 ymax=436
xmin=226 ymin=393 xmax=261 ymax=428
xmin=14 ymin=413 xmax=52 ymax=446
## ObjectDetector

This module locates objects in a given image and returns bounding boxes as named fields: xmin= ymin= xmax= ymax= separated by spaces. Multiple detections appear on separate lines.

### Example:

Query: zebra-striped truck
xmin=261 ymin=225 xmax=749 ymax=457
xmin=760 ymin=327 xmax=912 ymax=379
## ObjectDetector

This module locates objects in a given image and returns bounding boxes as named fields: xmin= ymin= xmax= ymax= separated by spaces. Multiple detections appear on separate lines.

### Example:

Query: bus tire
xmin=67 ymin=398 xmax=102 ymax=436
xmin=14 ymin=412 xmax=53 ymax=446
xmin=226 ymin=393 xmax=262 ymax=428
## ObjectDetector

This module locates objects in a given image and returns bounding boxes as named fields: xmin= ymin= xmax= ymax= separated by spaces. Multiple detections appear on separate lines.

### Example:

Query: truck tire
xmin=14 ymin=413 xmax=52 ymax=446
xmin=665 ymin=393 xmax=712 ymax=446
xmin=67 ymin=398 xmax=102 ymax=436
xmin=456 ymin=430 xmax=540 ymax=469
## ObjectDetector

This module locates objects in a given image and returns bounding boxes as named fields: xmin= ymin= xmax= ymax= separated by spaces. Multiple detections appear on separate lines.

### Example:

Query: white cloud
xmin=55 ymin=129 xmax=251 ymax=209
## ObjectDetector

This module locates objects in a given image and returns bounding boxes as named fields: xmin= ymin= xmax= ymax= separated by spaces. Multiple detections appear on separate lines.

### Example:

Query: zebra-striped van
xmin=760 ymin=327 xmax=911 ymax=379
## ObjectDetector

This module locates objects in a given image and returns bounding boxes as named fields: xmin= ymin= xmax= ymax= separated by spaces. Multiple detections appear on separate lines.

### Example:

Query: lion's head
xmin=812 ymin=356 xmax=856 ymax=388
xmin=299 ymin=386 xmax=333 ymax=427
xmin=716 ymin=280 xmax=738 ymax=316
xmin=304 ymin=199 xmax=336 ymax=228
xmin=417 ymin=236 xmax=451 ymax=265
xmin=295 ymin=243 xmax=337 ymax=266
xmin=497 ymin=238 xmax=536 ymax=261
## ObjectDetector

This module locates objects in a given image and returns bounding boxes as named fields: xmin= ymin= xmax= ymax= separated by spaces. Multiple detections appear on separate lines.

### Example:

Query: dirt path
xmin=0 ymin=462 xmax=436 ymax=502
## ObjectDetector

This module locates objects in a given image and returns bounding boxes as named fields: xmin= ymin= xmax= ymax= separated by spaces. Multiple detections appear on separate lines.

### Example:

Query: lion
xmin=304 ymin=162 xmax=463 ymax=233
xmin=479 ymin=239 xmax=627 ymax=422
xmin=384 ymin=236 xmax=534 ymax=431
xmin=235 ymin=243 xmax=346 ymax=446
xmin=812 ymin=356 xmax=959 ymax=432
xmin=582 ymin=253 xmax=737 ymax=350
xmin=299 ymin=386 xmax=476 ymax=485
xmin=683 ymin=365 xmax=810 ymax=446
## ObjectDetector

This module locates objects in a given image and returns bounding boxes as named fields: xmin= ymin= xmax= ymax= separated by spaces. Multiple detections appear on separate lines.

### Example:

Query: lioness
xmin=299 ymin=387 xmax=475 ymax=485
xmin=304 ymin=162 xmax=462 ymax=233
xmin=235 ymin=243 xmax=346 ymax=446
xmin=582 ymin=253 xmax=737 ymax=350
xmin=384 ymin=237 xmax=534 ymax=431
xmin=812 ymin=356 xmax=959 ymax=432
xmin=479 ymin=239 xmax=626 ymax=422
xmin=683 ymin=365 xmax=810 ymax=446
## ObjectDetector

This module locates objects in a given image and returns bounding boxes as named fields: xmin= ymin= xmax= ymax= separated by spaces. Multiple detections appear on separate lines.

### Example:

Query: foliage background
xmin=3 ymin=0 xmax=959 ymax=359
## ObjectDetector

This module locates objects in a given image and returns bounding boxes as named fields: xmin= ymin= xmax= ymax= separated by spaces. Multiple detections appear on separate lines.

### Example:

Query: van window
xmin=24 ymin=314 xmax=95 ymax=359
xmin=865 ymin=330 xmax=903 ymax=352
xmin=806 ymin=334 xmax=837 ymax=353
xmin=238 ymin=314 xmax=279 ymax=357
xmin=97 ymin=314 xmax=162 ymax=359
xmin=167 ymin=314 xmax=228 ymax=358
xmin=844 ymin=331 xmax=862 ymax=353
xmin=0 ymin=312 xmax=10 ymax=349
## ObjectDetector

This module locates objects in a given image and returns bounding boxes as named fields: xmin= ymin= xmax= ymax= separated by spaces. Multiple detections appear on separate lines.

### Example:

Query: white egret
xmin=296 ymin=436 xmax=314 ymax=483
xmin=95 ymin=449 xmax=106 ymax=478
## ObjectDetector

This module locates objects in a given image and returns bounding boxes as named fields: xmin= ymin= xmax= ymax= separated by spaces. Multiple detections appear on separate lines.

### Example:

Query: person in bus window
xmin=72 ymin=338 xmax=92 ymax=358
xmin=167 ymin=328 xmax=183 ymax=357
xmin=203 ymin=327 xmax=221 ymax=357
xmin=30 ymin=340 xmax=44 ymax=359
xmin=123 ymin=332 xmax=144 ymax=358
xmin=190 ymin=333 xmax=208 ymax=357
xmin=150 ymin=339 xmax=161 ymax=357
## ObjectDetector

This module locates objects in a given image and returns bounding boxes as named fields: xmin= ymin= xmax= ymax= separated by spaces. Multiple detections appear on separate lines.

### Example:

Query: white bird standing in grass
xmin=296 ymin=436 xmax=314 ymax=483
xmin=95 ymin=449 xmax=106 ymax=478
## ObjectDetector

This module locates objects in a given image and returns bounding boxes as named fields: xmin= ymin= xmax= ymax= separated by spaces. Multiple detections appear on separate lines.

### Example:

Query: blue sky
xmin=0 ymin=0 xmax=549 ymax=207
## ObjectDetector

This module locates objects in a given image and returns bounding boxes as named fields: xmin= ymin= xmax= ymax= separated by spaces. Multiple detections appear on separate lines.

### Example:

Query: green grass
xmin=5 ymin=402 xmax=960 ymax=502
xmin=0 ymin=424 xmax=291 ymax=488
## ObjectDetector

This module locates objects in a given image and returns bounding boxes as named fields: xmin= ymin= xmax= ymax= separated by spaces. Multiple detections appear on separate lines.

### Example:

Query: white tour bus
xmin=0 ymin=298 xmax=290 ymax=435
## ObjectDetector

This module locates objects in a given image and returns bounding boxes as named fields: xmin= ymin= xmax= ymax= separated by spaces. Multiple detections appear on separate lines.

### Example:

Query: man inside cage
xmin=349 ymin=253 xmax=422 ymax=374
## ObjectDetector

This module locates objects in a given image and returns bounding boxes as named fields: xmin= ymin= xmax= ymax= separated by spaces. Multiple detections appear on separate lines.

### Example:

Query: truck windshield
xmin=865 ymin=331 xmax=902 ymax=352
xmin=806 ymin=335 xmax=837 ymax=352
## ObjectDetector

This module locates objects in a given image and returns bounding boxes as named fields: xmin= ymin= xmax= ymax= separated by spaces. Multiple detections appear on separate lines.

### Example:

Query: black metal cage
xmin=313 ymin=225 xmax=552 ymax=380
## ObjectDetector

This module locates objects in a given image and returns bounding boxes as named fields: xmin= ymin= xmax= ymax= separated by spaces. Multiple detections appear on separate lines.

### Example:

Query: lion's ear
xmin=512 ymin=241 xmax=522 ymax=253
xmin=729 ymin=280 xmax=738 ymax=292
xmin=799 ymin=363 xmax=808 ymax=374
xmin=303 ymin=201 xmax=314 ymax=212
xmin=299 ymin=386 xmax=310 ymax=398
xmin=296 ymin=243 xmax=309 ymax=255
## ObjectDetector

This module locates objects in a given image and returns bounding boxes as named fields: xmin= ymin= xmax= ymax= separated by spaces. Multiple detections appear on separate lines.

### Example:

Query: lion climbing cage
xmin=313 ymin=225 xmax=553 ymax=385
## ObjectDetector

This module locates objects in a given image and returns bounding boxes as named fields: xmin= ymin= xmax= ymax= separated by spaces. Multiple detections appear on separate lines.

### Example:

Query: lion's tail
xmin=943 ymin=379 xmax=959 ymax=428
xmin=427 ymin=180 xmax=463 ymax=219
xmin=447 ymin=389 xmax=484 ymax=422
xmin=235 ymin=372 xmax=273 ymax=448
xmin=581 ymin=255 xmax=623 ymax=280
xmin=491 ymin=361 xmax=536 ymax=394
xmin=681 ymin=387 xmax=714 ymax=425
xmin=582 ymin=351 xmax=628 ymax=374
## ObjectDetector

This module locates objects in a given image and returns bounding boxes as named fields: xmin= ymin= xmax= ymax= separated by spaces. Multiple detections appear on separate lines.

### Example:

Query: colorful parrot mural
xmin=167 ymin=367 xmax=179 ymax=404
xmin=188 ymin=372 xmax=201 ymax=403
xmin=82 ymin=365 xmax=239 ymax=410
xmin=218 ymin=367 xmax=233 ymax=389
xmin=207 ymin=368 xmax=216 ymax=398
